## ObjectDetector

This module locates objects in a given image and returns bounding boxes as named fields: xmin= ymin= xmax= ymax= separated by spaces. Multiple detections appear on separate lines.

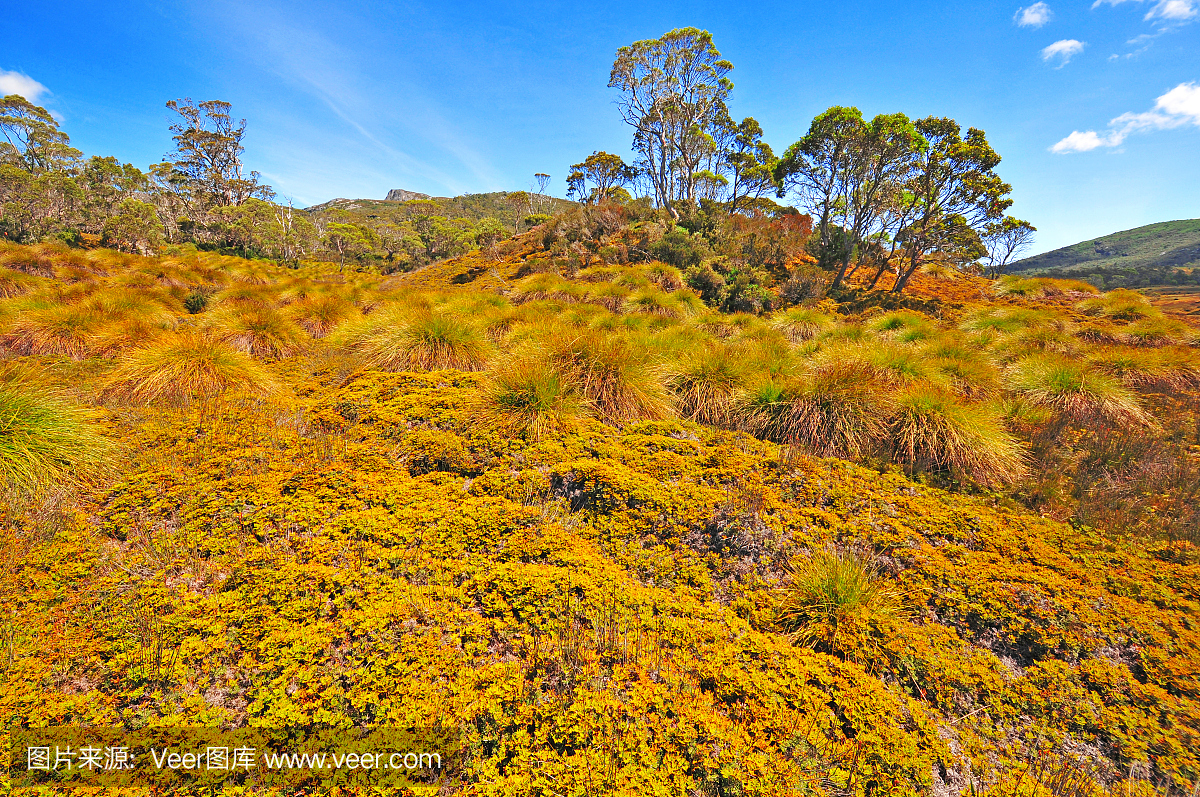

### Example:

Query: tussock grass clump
xmin=475 ymin=353 xmax=583 ymax=441
xmin=623 ymin=289 xmax=680 ymax=318
xmin=1124 ymin=316 xmax=1194 ymax=348
xmin=357 ymin=311 xmax=491 ymax=372
xmin=890 ymin=384 xmax=1026 ymax=487
xmin=668 ymin=345 xmax=746 ymax=427
xmin=288 ymin=295 xmax=358 ymax=338
xmin=960 ymin=307 xmax=1054 ymax=336
xmin=867 ymin=344 xmax=944 ymax=386
xmin=777 ymin=548 xmax=907 ymax=661
xmin=994 ymin=275 xmax=1098 ymax=298
xmin=743 ymin=360 xmax=891 ymax=459
xmin=103 ymin=331 xmax=282 ymax=407
xmin=770 ymin=307 xmax=834 ymax=343
xmin=2 ymin=304 xmax=108 ymax=359
xmin=548 ymin=331 xmax=671 ymax=424
xmin=0 ymin=267 xmax=45 ymax=298
xmin=1087 ymin=347 xmax=1200 ymax=391
xmin=1078 ymin=288 xmax=1153 ymax=321
xmin=1008 ymin=354 xmax=1152 ymax=426
xmin=0 ymin=383 xmax=114 ymax=496
xmin=208 ymin=305 xmax=307 ymax=359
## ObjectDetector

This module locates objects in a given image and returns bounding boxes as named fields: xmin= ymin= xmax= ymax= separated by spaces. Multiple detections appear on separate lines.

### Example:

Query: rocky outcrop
xmin=386 ymin=188 xmax=431 ymax=202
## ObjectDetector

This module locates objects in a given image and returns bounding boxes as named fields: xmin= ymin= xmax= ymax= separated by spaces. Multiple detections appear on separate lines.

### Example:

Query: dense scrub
xmin=1 ymin=237 xmax=1199 ymax=794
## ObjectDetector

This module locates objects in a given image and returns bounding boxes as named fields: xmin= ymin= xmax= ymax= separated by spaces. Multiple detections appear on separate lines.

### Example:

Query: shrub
xmin=0 ymin=383 xmax=113 ymax=496
xmin=183 ymin=289 xmax=209 ymax=314
xmin=475 ymin=354 xmax=582 ymax=441
xmin=103 ymin=332 xmax=282 ymax=407
xmin=889 ymin=384 xmax=1026 ymax=487
xmin=1008 ymin=355 xmax=1152 ymax=426
xmin=777 ymin=548 xmax=907 ymax=662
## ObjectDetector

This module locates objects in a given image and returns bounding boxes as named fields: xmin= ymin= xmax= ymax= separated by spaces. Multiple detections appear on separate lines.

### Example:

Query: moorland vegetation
xmin=1 ymin=25 xmax=1199 ymax=797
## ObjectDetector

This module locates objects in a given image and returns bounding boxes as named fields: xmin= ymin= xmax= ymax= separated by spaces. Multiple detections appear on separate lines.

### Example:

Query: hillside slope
xmin=1012 ymin=219 xmax=1200 ymax=278
xmin=0 ymin=237 xmax=1198 ymax=794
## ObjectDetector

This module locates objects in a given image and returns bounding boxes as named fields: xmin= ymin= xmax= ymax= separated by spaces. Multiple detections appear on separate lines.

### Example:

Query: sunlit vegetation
xmin=1 ymin=227 xmax=1198 ymax=795
xmin=2 ymin=24 xmax=1199 ymax=797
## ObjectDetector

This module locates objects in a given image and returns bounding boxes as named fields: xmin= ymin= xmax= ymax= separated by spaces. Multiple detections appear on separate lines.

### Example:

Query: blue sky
xmin=3 ymin=0 xmax=1198 ymax=254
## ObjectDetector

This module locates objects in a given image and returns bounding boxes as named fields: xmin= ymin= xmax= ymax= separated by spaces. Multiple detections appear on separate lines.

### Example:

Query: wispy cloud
xmin=0 ymin=70 xmax=48 ymax=102
xmin=1091 ymin=0 xmax=1196 ymax=22
xmin=1041 ymin=39 xmax=1086 ymax=66
xmin=1051 ymin=81 xmax=1200 ymax=152
xmin=1015 ymin=2 xmax=1054 ymax=26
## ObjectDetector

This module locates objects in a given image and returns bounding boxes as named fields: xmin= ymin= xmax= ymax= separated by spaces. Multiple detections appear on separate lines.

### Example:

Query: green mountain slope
xmin=1011 ymin=219 xmax=1200 ymax=289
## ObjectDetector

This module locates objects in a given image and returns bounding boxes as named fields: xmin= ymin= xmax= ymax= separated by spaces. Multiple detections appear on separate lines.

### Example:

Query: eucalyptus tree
xmin=889 ymin=118 xmax=1012 ymax=293
xmin=0 ymin=94 xmax=81 ymax=173
xmin=723 ymin=116 xmax=778 ymax=214
xmin=162 ymin=99 xmax=273 ymax=224
xmin=609 ymin=28 xmax=733 ymax=217
xmin=566 ymin=151 xmax=635 ymax=204
xmin=776 ymin=107 xmax=925 ymax=290
xmin=980 ymin=216 xmax=1037 ymax=277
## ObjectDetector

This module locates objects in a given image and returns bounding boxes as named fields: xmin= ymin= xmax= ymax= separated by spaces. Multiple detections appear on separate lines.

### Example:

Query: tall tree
xmin=776 ymin=107 xmax=925 ymax=290
xmin=889 ymin=118 xmax=1011 ymax=293
xmin=722 ymin=116 xmax=778 ymax=214
xmin=0 ymin=95 xmax=81 ymax=173
xmin=608 ymin=28 xmax=733 ymax=218
xmin=163 ymin=99 xmax=272 ymax=213
xmin=566 ymin=152 xmax=634 ymax=204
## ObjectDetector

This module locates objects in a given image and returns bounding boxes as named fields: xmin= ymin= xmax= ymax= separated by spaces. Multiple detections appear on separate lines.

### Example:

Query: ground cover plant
xmin=0 ymin=225 xmax=1198 ymax=796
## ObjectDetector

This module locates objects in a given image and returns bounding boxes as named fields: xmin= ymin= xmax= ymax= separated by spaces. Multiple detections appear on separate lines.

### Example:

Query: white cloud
xmin=1041 ymin=39 xmax=1086 ymax=65
xmin=1092 ymin=0 xmax=1196 ymax=21
xmin=1051 ymin=81 xmax=1200 ymax=152
xmin=1015 ymin=2 xmax=1054 ymax=26
xmin=0 ymin=70 xmax=48 ymax=102
xmin=1146 ymin=0 xmax=1197 ymax=19
xmin=1050 ymin=131 xmax=1111 ymax=153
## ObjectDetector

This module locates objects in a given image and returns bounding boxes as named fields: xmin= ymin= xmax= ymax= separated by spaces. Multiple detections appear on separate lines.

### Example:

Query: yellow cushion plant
xmin=0 ymin=238 xmax=1198 ymax=795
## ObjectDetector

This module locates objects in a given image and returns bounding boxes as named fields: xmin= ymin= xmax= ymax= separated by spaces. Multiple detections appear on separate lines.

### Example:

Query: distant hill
xmin=304 ymin=191 xmax=569 ymax=226
xmin=1010 ymin=219 xmax=1200 ymax=289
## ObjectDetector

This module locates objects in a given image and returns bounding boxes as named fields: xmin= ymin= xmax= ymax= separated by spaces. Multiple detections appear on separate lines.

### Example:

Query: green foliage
xmin=0 ymin=381 xmax=112 ymax=496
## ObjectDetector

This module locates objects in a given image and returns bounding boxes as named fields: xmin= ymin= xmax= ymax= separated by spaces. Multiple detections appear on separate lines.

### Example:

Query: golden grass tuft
xmin=2 ymin=303 xmax=108 ymax=359
xmin=548 ymin=330 xmax=672 ymax=424
xmin=287 ymin=294 xmax=359 ymax=338
xmin=207 ymin=305 xmax=308 ymax=359
xmin=354 ymin=310 xmax=491 ymax=372
xmin=475 ymin=353 xmax=583 ymax=441
xmin=103 ymin=331 xmax=282 ymax=407
xmin=770 ymin=307 xmax=834 ymax=343
xmin=777 ymin=548 xmax=908 ymax=662
xmin=1008 ymin=354 xmax=1153 ymax=426
xmin=668 ymin=345 xmax=746 ymax=427
xmin=0 ymin=382 xmax=114 ymax=496
xmin=889 ymin=384 xmax=1026 ymax=487
xmin=742 ymin=360 xmax=892 ymax=459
